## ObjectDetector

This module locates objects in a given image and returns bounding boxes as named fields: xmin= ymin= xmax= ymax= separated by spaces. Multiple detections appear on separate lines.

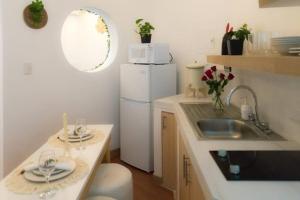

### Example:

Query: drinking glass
xmin=38 ymin=150 xmax=57 ymax=199
xmin=75 ymin=118 xmax=87 ymax=150
xmin=252 ymin=32 xmax=272 ymax=55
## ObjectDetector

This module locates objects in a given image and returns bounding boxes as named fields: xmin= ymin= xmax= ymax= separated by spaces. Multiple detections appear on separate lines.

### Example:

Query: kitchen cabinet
xmin=179 ymin=133 xmax=190 ymax=200
xmin=161 ymin=112 xmax=177 ymax=191
xmin=179 ymin=134 xmax=205 ymax=200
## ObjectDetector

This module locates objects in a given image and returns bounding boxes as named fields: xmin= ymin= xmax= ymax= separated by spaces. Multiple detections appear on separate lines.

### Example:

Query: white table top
xmin=0 ymin=124 xmax=113 ymax=200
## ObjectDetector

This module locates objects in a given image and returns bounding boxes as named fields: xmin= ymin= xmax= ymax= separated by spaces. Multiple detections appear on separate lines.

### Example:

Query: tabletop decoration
xmin=5 ymin=157 xmax=89 ymax=194
xmin=47 ymin=130 xmax=105 ymax=149
xmin=201 ymin=66 xmax=235 ymax=112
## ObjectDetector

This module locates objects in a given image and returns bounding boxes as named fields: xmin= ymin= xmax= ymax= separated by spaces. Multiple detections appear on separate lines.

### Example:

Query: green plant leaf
xmin=136 ymin=18 xmax=143 ymax=24
xmin=222 ymin=79 xmax=228 ymax=88
xmin=233 ymin=23 xmax=251 ymax=41
xmin=135 ymin=18 xmax=155 ymax=36
xmin=29 ymin=0 xmax=44 ymax=23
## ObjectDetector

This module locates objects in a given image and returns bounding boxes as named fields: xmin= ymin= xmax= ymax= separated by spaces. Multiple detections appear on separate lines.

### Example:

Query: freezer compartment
xmin=120 ymin=98 xmax=153 ymax=172
xmin=120 ymin=64 xmax=151 ymax=102
xmin=120 ymin=64 xmax=177 ymax=102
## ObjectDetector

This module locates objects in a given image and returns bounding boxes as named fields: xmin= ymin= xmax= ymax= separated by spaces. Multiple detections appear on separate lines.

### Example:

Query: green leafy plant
xmin=232 ymin=24 xmax=251 ymax=41
xmin=135 ymin=18 xmax=155 ymax=37
xmin=29 ymin=0 xmax=44 ymax=23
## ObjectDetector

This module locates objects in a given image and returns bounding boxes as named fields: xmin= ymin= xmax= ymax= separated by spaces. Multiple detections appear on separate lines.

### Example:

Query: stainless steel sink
xmin=197 ymin=119 xmax=263 ymax=139
xmin=180 ymin=103 xmax=285 ymax=141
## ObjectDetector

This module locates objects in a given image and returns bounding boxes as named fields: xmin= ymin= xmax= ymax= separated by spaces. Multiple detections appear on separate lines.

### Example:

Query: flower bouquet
xmin=201 ymin=66 xmax=235 ymax=111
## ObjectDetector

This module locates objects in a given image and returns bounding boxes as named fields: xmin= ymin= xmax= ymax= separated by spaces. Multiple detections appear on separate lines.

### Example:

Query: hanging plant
xmin=23 ymin=0 xmax=48 ymax=29
xmin=29 ymin=0 xmax=44 ymax=23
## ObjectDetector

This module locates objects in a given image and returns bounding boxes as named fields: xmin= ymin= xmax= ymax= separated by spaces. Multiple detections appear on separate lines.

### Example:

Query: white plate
xmin=289 ymin=47 xmax=300 ymax=50
xmin=58 ymin=133 xmax=94 ymax=143
xmin=31 ymin=168 xmax=65 ymax=176
xmin=289 ymin=51 xmax=300 ymax=53
xmin=24 ymin=169 xmax=73 ymax=183
xmin=68 ymin=133 xmax=92 ymax=140
xmin=24 ymin=160 xmax=76 ymax=183
xmin=272 ymin=36 xmax=300 ymax=40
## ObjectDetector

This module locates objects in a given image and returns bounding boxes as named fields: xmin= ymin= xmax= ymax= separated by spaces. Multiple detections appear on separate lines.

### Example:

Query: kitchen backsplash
xmin=225 ymin=68 xmax=300 ymax=143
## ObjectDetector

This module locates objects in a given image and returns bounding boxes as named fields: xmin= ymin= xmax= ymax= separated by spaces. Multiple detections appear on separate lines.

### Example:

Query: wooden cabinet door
xmin=179 ymin=134 xmax=190 ymax=200
xmin=162 ymin=112 xmax=177 ymax=191
xmin=179 ymin=134 xmax=206 ymax=200
xmin=190 ymin=163 xmax=205 ymax=200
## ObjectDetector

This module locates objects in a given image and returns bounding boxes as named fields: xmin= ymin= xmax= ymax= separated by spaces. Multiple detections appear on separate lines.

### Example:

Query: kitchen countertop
xmin=154 ymin=95 xmax=300 ymax=200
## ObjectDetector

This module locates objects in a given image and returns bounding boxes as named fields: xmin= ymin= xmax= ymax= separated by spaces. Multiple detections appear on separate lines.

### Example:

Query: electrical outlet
xmin=224 ymin=66 xmax=232 ymax=72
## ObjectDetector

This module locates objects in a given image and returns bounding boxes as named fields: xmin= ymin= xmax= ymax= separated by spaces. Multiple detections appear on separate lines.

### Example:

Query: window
xmin=61 ymin=8 xmax=117 ymax=72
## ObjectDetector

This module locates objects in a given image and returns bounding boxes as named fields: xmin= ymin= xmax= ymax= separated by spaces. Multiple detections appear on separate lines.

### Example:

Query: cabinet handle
xmin=183 ymin=155 xmax=190 ymax=186
xmin=162 ymin=116 xmax=167 ymax=129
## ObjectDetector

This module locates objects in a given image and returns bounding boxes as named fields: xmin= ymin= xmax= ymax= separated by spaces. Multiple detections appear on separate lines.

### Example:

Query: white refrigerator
xmin=120 ymin=64 xmax=176 ymax=172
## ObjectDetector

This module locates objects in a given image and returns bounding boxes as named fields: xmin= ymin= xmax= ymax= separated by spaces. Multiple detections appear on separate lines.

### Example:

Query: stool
xmin=88 ymin=163 xmax=133 ymax=200
xmin=86 ymin=196 xmax=116 ymax=200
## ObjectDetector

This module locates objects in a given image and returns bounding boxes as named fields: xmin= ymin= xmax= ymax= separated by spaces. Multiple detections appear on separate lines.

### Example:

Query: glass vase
xmin=213 ymin=93 xmax=225 ymax=112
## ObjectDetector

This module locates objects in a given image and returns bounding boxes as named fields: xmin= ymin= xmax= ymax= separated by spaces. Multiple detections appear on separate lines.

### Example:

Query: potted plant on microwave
xmin=135 ymin=18 xmax=155 ymax=43
xmin=226 ymin=24 xmax=251 ymax=55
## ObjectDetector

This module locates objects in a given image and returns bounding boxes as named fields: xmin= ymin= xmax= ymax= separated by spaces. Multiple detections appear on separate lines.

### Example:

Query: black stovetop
xmin=210 ymin=151 xmax=300 ymax=181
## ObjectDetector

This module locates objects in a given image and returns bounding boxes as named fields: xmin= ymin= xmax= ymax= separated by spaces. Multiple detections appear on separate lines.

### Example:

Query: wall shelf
xmin=207 ymin=55 xmax=300 ymax=76
xmin=259 ymin=0 xmax=300 ymax=8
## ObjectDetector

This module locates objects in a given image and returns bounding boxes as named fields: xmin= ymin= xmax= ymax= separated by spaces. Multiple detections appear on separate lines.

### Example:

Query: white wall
xmin=148 ymin=0 xmax=300 ymax=142
xmin=2 ymin=0 xmax=151 ymax=175
xmin=0 ymin=0 xmax=4 ymax=179
xmin=2 ymin=0 xmax=300 ymax=176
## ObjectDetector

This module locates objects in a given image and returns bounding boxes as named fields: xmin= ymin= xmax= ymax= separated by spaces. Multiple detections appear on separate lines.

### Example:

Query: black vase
xmin=227 ymin=39 xmax=244 ymax=55
xmin=141 ymin=34 xmax=152 ymax=43
xmin=221 ymin=32 xmax=233 ymax=55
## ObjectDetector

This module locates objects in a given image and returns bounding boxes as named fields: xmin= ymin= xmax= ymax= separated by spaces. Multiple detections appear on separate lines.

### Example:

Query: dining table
xmin=0 ymin=124 xmax=113 ymax=200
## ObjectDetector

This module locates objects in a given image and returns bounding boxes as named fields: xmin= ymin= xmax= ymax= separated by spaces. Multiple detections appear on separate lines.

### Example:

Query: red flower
xmin=205 ymin=69 xmax=212 ymax=75
xmin=228 ymin=73 xmax=235 ymax=80
xmin=205 ymin=70 xmax=214 ymax=79
xmin=211 ymin=66 xmax=217 ymax=72
xmin=210 ymin=66 xmax=217 ymax=72
xmin=219 ymin=73 xmax=225 ymax=80
xmin=201 ymin=76 xmax=208 ymax=81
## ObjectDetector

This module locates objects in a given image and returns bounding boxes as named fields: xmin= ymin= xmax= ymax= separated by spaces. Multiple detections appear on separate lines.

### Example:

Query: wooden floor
xmin=111 ymin=151 xmax=174 ymax=200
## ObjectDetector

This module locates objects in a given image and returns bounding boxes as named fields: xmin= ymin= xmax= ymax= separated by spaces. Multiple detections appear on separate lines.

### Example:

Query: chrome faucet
xmin=226 ymin=85 xmax=261 ymax=126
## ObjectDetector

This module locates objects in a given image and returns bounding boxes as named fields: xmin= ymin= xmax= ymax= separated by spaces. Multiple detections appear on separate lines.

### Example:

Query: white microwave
xmin=128 ymin=43 xmax=170 ymax=64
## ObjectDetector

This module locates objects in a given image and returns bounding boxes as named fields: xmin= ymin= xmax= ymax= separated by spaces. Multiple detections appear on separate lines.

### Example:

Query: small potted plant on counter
xmin=135 ymin=18 xmax=155 ymax=43
xmin=226 ymin=24 xmax=251 ymax=55
xmin=201 ymin=66 xmax=235 ymax=111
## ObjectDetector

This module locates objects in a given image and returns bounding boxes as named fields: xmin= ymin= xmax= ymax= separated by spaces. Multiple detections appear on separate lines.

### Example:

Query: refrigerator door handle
xmin=120 ymin=97 xmax=150 ymax=104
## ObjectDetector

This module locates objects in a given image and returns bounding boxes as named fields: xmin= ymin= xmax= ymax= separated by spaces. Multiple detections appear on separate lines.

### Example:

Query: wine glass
xmin=38 ymin=150 xmax=57 ymax=199
xmin=75 ymin=118 xmax=87 ymax=150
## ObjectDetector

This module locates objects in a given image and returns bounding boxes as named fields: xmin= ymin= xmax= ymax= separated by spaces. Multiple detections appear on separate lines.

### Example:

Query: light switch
xmin=23 ymin=63 xmax=32 ymax=75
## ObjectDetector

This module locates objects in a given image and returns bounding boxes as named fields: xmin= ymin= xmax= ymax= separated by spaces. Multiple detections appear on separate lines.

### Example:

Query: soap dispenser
xmin=241 ymin=97 xmax=252 ymax=120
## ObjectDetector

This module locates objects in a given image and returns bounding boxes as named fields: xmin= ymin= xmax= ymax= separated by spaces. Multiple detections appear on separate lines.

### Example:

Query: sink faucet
xmin=226 ymin=85 xmax=261 ymax=126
